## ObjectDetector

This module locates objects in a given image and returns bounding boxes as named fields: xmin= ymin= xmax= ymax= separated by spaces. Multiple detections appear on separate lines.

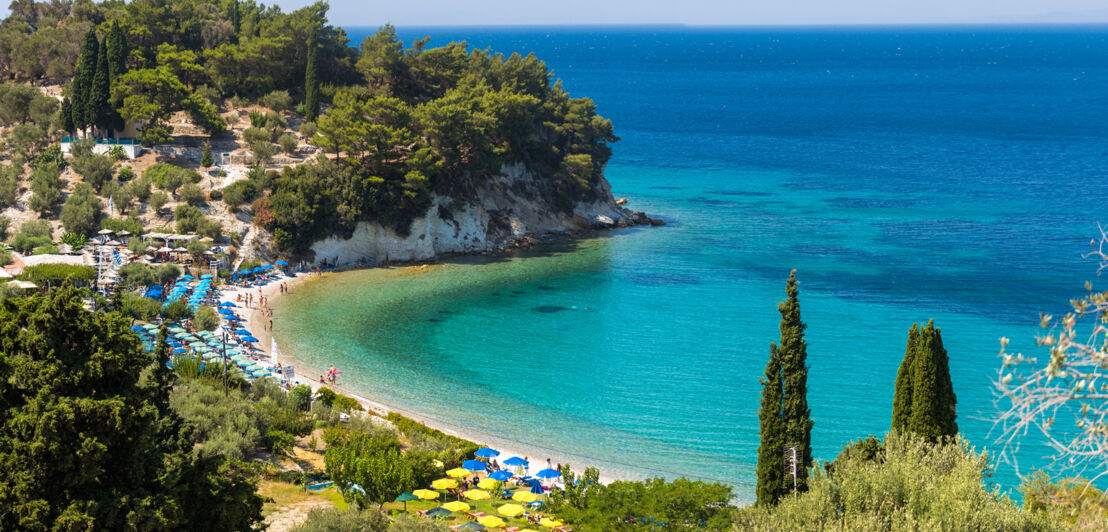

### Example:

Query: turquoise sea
xmin=274 ymin=25 xmax=1108 ymax=502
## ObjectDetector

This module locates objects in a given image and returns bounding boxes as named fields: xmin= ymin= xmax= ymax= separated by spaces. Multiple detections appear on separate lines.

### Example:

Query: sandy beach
xmin=219 ymin=268 xmax=625 ymax=485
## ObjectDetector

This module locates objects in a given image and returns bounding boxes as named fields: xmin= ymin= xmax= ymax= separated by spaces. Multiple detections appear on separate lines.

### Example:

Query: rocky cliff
xmin=307 ymin=162 xmax=656 ymax=264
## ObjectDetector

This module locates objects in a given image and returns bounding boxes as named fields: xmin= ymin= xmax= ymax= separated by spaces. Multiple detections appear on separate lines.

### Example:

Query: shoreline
xmin=229 ymin=265 xmax=636 ymax=485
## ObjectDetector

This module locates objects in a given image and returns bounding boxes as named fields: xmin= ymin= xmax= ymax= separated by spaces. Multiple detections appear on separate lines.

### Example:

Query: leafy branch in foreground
xmin=994 ymin=225 xmax=1108 ymax=485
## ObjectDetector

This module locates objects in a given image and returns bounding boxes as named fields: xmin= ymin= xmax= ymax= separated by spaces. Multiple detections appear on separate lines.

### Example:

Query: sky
xmin=264 ymin=0 xmax=1108 ymax=26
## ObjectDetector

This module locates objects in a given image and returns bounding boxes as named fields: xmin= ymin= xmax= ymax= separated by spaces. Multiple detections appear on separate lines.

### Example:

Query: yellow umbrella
xmin=497 ymin=503 xmax=525 ymax=517
xmin=442 ymin=500 xmax=470 ymax=512
xmin=432 ymin=478 xmax=459 ymax=490
xmin=412 ymin=489 xmax=440 ymax=500
xmin=540 ymin=517 xmax=564 ymax=528
xmin=478 ymin=515 xmax=507 ymax=528
xmin=512 ymin=492 xmax=539 ymax=503
xmin=447 ymin=468 xmax=470 ymax=478
xmin=463 ymin=489 xmax=491 ymax=500
xmin=477 ymin=478 xmax=501 ymax=490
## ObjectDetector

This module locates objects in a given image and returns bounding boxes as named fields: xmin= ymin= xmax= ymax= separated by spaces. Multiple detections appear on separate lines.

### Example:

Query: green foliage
xmin=145 ymin=163 xmax=201 ymax=195
xmin=59 ymin=182 xmax=102 ymax=236
xmin=71 ymin=149 xmax=116 ymax=192
xmin=0 ymin=161 xmax=21 ymax=208
xmin=1020 ymin=471 xmax=1108 ymax=529
xmin=316 ymin=387 xmax=364 ymax=412
xmin=222 ymin=178 xmax=257 ymax=210
xmin=757 ymin=269 xmax=813 ymax=505
xmin=59 ymin=232 xmax=88 ymax=250
xmin=149 ymin=191 xmax=169 ymax=213
xmin=101 ymin=216 xmax=144 ymax=236
xmin=260 ymin=89 xmax=293 ymax=112
xmin=0 ymin=214 xmax=10 ymax=240
xmin=117 ymin=165 xmax=135 ymax=182
xmin=304 ymin=34 xmax=320 ymax=121
xmin=119 ymin=263 xmax=157 ymax=287
xmin=71 ymin=28 xmax=99 ymax=130
xmin=112 ymin=66 xmax=224 ymax=146
xmin=250 ymin=139 xmax=274 ymax=164
xmin=193 ymin=305 xmax=219 ymax=331
xmin=117 ymin=290 xmax=162 ymax=321
xmin=293 ymin=507 xmax=391 ymax=532
xmin=290 ymin=384 xmax=313 ymax=411
xmin=20 ymin=264 xmax=95 ymax=287
xmin=19 ymin=219 xmax=52 ymax=239
xmin=548 ymin=470 xmax=735 ymax=531
xmin=179 ymin=183 xmax=206 ymax=206
xmin=170 ymin=380 xmax=268 ymax=461
xmin=385 ymin=412 xmax=480 ymax=470
xmin=733 ymin=432 xmax=1056 ymax=531
xmin=174 ymin=204 xmax=205 ymax=233
xmin=28 ymin=161 xmax=62 ymax=215
xmin=299 ymin=120 xmax=317 ymax=139
xmin=155 ymin=263 xmax=181 ymax=285
xmin=162 ymin=297 xmax=193 ymax=321
xmin=0 ymin=249 xmax=11 ymax=266
xmin=892 ymin=321 xmax=957 ymax=441
xmin=0 ymin=287 xmax=264 ymax=530
xmin=201 ymin=141 xmax=213 ymax=168
xmin=278 ymin=132 xmax=298 ymax=154
xmin=325 ymin=431 xmax=420 ymax=508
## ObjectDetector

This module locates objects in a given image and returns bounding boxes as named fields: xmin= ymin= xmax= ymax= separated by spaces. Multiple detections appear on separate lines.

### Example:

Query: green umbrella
xmin=395 ymin=492 xmax=419 ymax=511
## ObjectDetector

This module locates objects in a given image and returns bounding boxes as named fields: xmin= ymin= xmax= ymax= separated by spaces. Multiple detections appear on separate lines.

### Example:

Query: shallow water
xmin=275 ymin=25 xmax=1108 ymax=501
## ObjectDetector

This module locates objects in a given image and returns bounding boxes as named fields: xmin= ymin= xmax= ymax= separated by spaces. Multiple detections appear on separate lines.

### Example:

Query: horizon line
xmin=349 ymin=21 xmax=1108 ymax=28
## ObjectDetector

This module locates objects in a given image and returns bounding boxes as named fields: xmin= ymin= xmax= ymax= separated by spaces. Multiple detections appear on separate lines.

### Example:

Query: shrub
xmin=208 ymin=189 xmax=222 ymax=201
xmin=144 ymin=163 xmax=200 ymax=194
xmin=170 ymin=381 xmax=268 ymax=461
xmin=19 ymin=219 xmax=53 ymax=239
xmin=128 ymin=177 xmax=151 ymax=202
xmin=60 ymin=182 xmax=103 ymax=236
xmin=28 ymin=161 xmax=62 ymax=214
xmin=101 ymin=217 xmax=144 ymax=236
xmin=118 ymin=291 xmax=161 ymax=320
xmin=161 ymin=298 xmax=192 ymax=321
xmin=174 ymin=204 xmax=204 ymax=233
xmin=242 ymin=127 xmax=269 ymax=145
xmin=0 ymin=215 xmax=10 ymax=240
xmin=149 ymin=191 xmax=169 ymax=213
xmin=179 ymin=183 xmax=205 ymax=206
xmin=222 ymin=179 xmax=257 ymax=209
xmin=0 ymin=250 xmax=10 ymax=266
xmin=193 ymin=305 xmax=219 ymax=331
xmin=70 ymin=152 xmax=115 ymax=192
xmin=293 ymin=507 xmax=390 ymax=532
xmin=20 ymin=264 xmax=96 ymax=287
xmin=11 ymin=234 xmax=50 ymax=253
xmin=119 ymin=263 xmax=156 ymax=287
xmin=196 ymin=217 xmax=223 ymax=240
xmin=106 ymin=145 xmax=126 ymax=161
xmin=117 ymin=166 xmax=135 ymax=182
xmin=298 ymin=121 xmax=317 ymax=139
xmin=155 ymin=263 xmax=181 ymax=285
xmin=0 ymin=162 xmax=21 ymax=208
xmin=278 ymin=133 xmax=297 ymax=155
xmin=290 ymin=385 xmax=312 ymax=412
xmin=258 ymin=90 xmax=292 ymax=112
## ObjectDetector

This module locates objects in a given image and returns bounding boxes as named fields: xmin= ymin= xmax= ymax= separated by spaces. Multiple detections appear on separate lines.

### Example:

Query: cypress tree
xmin=755 ymin=344 xmax=785 ymax=506
xmin=778 ymin=269 xmax=813 ymax=492
xmin=304 ymin=31 xmax=320 ymax=121
xmin=71 ymin=28 xmax=99 ymax=132
xmin=890 ymin=324 xmax=919 ymax=433
xmin=91 ymin=40 xmax=111 ymax=134
xmin=201 ymin=141 xmax=213 ymax=168
xmin=60 ymin=97 xmax=74 ymax=133
xmin=892 ymin=320 xmax=958 ymax=441
xmin=228 ymin=0 xmax=241 ymax=36
xmin=106 ymin=21 xmax=128 ymax=84
xmin=907 ymin=320 xmax=958 ymax=441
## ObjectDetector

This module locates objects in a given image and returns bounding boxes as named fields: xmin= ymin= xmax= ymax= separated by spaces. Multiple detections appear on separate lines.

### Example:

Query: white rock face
xmin=310 ymin=162 xmax=637 ymax=264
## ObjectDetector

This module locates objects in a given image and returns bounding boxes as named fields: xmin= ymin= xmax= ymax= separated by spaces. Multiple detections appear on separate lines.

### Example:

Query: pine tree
xmin=778 ymin=269 xmax=813 ymax=492
xmin=106 ymin=20 xmax=128 ymax=84
xmin=71 ymin=28 xmax=99 ymax=132
xmin=890 ymin=324 xmax=919 ymax=433
xmin=201 ymin=141 xmax=213 ymax=168
xmin=91 ymin=39 xmax=111 ymax=134
xmin=60 ymin=97 xmax=74 ymax=133
xmin=755 ymin=344 xmax=785 ymax=506
xmin=891 ymin=320 xmax=958 ymax=441
xmin=304 ymin=31 xmax=320 ymax=121
xmin=228 ymin=0 xmax=241 ymax=36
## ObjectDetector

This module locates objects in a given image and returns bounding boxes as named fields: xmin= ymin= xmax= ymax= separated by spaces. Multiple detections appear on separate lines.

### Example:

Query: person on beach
xmin=319 ymin=375 xmax=325 ymax=384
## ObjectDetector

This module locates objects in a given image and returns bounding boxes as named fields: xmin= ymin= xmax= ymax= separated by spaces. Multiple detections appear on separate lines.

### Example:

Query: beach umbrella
xmin=442 ymin=500 xmax=470 ymax=513
xmin=463 ymin=489 xmax=490 ymax=501
xmin=220 ymin=302 xmax=236 ymax=307
xmin=534 ymin=469 xmax=561 ymax=479
xmin=238 ymin=270 xmax=252 ymax=275
xmin=394 ymin=491 xmax=418 ymax=511
xmin=456 ymin=523 xmax=484 ymax=531
xmin=225 ymin=315 xmax=241 ymax=321
xmin=503 ymin=456 xmax=528 ymax=467
xmin=130 ymin=325 xmax=145 ymax=332
xmin=171 ymin=348 xmax=188 ymax=354
xmin=477 ymin=478 xmax=501 ymax=490
xmin=447 ymin=468 xmax=470 ymax=478
xmin=425 ymin=507 xmax=452 ymax=519
xmin=474 ymin=447 xmax=500 ymax=459
xmin=241 ymin=336 xmax=259 ymax=343
xmin=478 ymin=516 xmax=506 ymax=528
xmin=412 ymin=489 xmax=439 ymax=500
xmin=200 ymin=274 xmax=213 ymax=279
xmin=512 ymin=492 xmax=539 ymax=503
xmin=432 ymin=478 xmax=458 ymax=490
xmin=488 ymin=470 xmax=513 ymax=482
xmin=539 ymin=518 xmax=563 ymax=528
xmin=218 ymin=308 xmax=234 ymax=315
xmin=462 ymin=460 xmax=487 ymax=472
xmin=530 ymin=482 xmax=544 ymax=495
xmin=497 ymin=504 xmax=525 ymax=518
xmin=275 ymin=260 xmax=289 ymax=266
xmin=261 ymin=264 xmax=274 ymax=270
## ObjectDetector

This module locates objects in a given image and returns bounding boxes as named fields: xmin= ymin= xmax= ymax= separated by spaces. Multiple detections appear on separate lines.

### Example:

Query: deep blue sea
xmin=275 ymin=25 xmax=1108 ymax=502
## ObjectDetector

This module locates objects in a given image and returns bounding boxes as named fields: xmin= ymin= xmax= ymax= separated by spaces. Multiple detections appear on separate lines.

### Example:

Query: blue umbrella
xmin=260 ymin=264 xmax=274 ymax=270
xmin=225 ymin=315 xmax=241 ymax=321
xmin=488 ymin=470 xmax=513 ymax=481
xmin=235 ymin=328 xmax=250 ymax=335
xmin=220 ymin=301 xmax=236 ymax=307
xmin=503 ymin=456 xmax=528 ymax=467
xmin=238 ymin=270 xmax=252 ymax=275
xmin=171 ymin=348 xmax=188 ymax=354
xmin=462 ymin=460 xmax=487 ymax=472
xmin=535 ymin=468 xmax=561 ymax=479
xmin=474 ymin=448 xmax=500 ymax=459
xmin=275 ymin=260 xmax=289 ymax=266
xmin=219 ymin=308 xmax=235 ymax=315
xmin=530 ymin=481 xmax=544 ymax=495
xmin=130 ymin=325 xmax=145 ymax=332
xmin=241 ymin=336 xmax=259 ymax=343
